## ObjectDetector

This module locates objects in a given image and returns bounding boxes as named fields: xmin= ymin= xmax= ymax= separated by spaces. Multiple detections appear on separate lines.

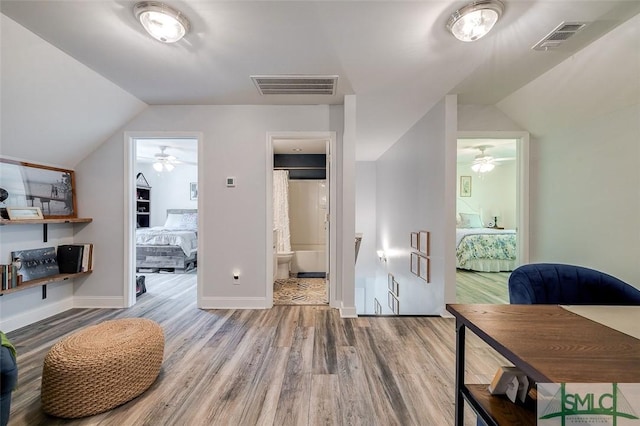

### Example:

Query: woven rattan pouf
xmin=41 ymin=318 xmax=164 ymax=418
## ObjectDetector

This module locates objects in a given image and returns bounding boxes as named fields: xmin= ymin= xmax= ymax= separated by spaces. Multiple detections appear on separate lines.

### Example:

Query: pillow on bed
xmin=164 ymin=213 xmax=184 ymax=229
xmin=164 ymin=212 xmax=198 ymax=231
xmin=459 ymin=213 xmax=484 ymax=228
xmin=181 ymin=212 xmax=198 ymax=230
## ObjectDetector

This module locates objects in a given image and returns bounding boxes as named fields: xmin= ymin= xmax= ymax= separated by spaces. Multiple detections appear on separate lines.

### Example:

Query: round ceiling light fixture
xmin=446 ymin=0 xmax=504 ymax=42
xmin=134 ymin=1 xmax=190 ymax=43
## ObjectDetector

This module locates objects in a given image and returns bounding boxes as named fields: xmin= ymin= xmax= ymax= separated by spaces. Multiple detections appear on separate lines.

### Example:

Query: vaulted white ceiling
xmin=2 ymin=1 xmax=639 ymax=164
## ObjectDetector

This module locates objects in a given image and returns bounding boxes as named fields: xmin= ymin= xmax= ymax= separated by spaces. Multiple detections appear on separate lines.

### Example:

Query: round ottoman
xmin=41 ymin=318 xmax=164 ymax=418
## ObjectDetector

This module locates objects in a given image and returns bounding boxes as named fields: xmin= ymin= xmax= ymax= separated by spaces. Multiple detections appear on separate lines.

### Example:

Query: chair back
xmin=508 ymin=263 xmax=640 ymax=305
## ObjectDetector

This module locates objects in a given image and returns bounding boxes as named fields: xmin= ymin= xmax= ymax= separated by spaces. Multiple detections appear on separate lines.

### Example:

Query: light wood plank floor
xmin=6 ymin=274 xmax=508 ymax=425
xmin=456 ymin=270 xmax=510 ymax=304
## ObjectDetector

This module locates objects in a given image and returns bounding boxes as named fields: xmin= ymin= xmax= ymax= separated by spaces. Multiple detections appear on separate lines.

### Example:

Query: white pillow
xmin=164 ymin=213 xmax=184 ymax=229
xmin=459 ymin=213 xmax=484 ymax=228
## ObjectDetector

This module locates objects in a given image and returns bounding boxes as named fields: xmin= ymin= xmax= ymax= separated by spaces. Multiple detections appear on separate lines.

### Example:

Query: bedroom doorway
xmin=454 ymin=132 xmax=529 ymax=304
xmin=266 ymin=132 xmax=337 ymax=308
xmin=124 ymin=133 xmax=201 ymax=307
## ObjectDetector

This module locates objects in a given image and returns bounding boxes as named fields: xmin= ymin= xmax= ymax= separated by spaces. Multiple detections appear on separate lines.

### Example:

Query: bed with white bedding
xmin=136 ymin=209 xmax=197 ymax=273
xmin=456 ymin=213 xmax=516 ymax=272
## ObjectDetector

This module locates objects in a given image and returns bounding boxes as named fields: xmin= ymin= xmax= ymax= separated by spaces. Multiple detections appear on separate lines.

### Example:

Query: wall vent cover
xmin=251 ymin=75 xmax=338 ymax=95
xmin=532 ymin=21 xmax=587 ymax=51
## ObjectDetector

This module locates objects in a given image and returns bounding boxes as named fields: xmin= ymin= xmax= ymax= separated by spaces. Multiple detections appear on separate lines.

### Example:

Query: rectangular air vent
xmin=251 ymin=75 xmax=338 ymax=95
xmin=532 ymin=21 xmax=587 ymax=51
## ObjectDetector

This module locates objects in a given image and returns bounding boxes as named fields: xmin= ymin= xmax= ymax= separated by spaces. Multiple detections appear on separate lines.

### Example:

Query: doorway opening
xmin=266 ymin=132 xmax=337 ymax=307
xmin=125 ymin=133 xmax=201 ymax=307
xmin=454 ymin=132 xmax=529 ymax=304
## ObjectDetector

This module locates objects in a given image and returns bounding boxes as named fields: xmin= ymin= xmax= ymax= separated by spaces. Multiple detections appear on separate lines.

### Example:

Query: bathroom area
xmin=272 ymin=142 xmax=329 ymax=305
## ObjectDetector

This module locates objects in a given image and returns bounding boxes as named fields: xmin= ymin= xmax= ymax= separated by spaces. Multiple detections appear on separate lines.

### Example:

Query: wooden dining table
xmin=446 ymin=304 xmax=640 ymax=426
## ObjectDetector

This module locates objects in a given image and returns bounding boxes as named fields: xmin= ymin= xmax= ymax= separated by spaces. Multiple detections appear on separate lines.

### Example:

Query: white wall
xmin=355 ymin=161 xmax=378 ymax=314
xmin=456 ymin=161 xmax=516 ymax=229
xmin=375 ymin=96 xmax=456 ymax=314
xmin=497 ymin=14 xmax=640 ymax=287
xmin=0 ymin=14 xmax=146 ymax=169
xmin=73 ymin=105 xmax=340 ymax=309
xmin=135 ymin=162 xmax=198 ymax=227
xmin=289 ymin=180 xmax=327 ymax=251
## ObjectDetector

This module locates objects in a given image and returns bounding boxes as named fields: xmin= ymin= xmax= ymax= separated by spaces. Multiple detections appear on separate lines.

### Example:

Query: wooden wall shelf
xmin=0 ymin=217 xmax=92 ymax=242
xmin=0 ymin=217 xmax=92 ymax=225
xmin=0 ymin=271 xmax=92 ymax=297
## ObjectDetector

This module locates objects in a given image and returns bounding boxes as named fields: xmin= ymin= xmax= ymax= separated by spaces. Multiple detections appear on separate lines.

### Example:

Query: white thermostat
xmin=226 ymin=177 xmax=236 ymax=187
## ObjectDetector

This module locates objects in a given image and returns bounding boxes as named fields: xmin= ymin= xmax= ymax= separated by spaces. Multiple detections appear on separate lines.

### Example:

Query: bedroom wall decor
xmin=460 ymin=175 xmax=471 ymax=197
xmin=0 ymin=158 xmax=77 ymax=218
xmin=388 ymin=273 xmax=394 ymax=292
xmin=190 ymin=182 xmax=198 ymax=200
xmin=388 ymin=291 xmax=399 ymax=314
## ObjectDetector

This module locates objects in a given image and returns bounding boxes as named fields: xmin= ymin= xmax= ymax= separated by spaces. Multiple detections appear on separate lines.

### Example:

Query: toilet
xmin=276 ymin=251 xmax=294 ymax=280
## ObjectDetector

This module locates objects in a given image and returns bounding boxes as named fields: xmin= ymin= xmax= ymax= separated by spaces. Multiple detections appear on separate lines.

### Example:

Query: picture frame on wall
xmin=411 ymin=232 xmax=418 ymax=249
xmin=392 ymin=277 xmax=399 ymax=297
xmin=388 ymin=273 xmax=394 ymax=292
xmin=410 ymin=252 xmax=419 ymax=276
xmin=190 ymin=182 xmax=198 ymax=200
xmin=388 ymin=291 xmax=394 ymax=311
xmin=392 ymin=294 xmax=399 ymax=314
xmin=418 ymin=231 xmax=429 ymax=256
xmin=460 ymin=175 xmax=472 ymax=197
xmin=418 ymin=255 xmax=430 ymax=282
xmin=0 ymin=158 xmax=77 ymax=218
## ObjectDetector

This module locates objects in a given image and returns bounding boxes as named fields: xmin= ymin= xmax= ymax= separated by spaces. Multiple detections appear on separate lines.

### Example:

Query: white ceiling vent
xmin=251 ymin=75 xmax=338 ymax=95
xmin=532 ymin=22 xmax=587 ymax=51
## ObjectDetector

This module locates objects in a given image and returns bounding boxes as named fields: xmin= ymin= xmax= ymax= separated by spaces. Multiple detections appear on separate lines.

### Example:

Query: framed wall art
xmin=0 ymin=158 xmax=77 ymax=218
xmin=410 ymin=252 xmax=419 ymax=276
xmin=460 ymin=175 xmax=472 ymax=197
xmin=6 ymin=207 xmax=44 ymax=220
xmin=411 ymin=232 xmax=418 ymax=249
xmin=190 ymin=182 xmax=198 ymax=200
xmin=418 ymin=255 xmax=430 ymax=283
xmin=388 ymin=273 xmax=394 ymax=292
xmin=418 ymin=231 xmax=429 ymax=256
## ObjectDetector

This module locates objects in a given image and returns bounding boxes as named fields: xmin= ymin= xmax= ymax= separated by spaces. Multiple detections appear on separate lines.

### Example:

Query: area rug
xmin=273 ymin=277 xmax=328 ymax=305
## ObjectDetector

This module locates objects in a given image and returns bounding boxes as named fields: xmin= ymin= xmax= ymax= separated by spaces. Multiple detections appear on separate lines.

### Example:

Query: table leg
xmin=455 ymin=322 xmax=466 ymax=426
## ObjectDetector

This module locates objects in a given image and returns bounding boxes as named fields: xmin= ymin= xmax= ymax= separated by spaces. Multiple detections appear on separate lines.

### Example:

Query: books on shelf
xmin=1 ymin=264 xmax=22 ymax=290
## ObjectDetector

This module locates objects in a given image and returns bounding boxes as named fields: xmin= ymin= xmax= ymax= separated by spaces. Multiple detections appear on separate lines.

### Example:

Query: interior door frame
xmin=266 ymin=131 xmax=338 ymax=308
xmin=123 ymin=131 xmax=203 ymax=308
xmin=449 ymin=130 xmax=530 ymax=300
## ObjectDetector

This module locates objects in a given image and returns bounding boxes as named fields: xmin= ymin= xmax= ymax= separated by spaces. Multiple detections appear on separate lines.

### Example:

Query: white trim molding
xmin=199 ymin=297 xmax=269 ymax=310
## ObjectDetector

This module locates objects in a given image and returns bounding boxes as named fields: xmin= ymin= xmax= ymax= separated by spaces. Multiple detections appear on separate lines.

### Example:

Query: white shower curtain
xmin=273 ymin=170 xmax=291 ymax=253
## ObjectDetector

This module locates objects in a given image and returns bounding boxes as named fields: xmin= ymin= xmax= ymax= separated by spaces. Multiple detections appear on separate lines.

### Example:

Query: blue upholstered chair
xmin=508 ymin=263 xmax=640 ymax=305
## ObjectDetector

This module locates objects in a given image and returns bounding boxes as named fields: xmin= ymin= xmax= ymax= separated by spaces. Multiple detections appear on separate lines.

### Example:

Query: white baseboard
xmin=0 ymin=298 xmax=74 ymax=333
xmin=340 ymin=304 xmax=358 ymax=318
xmin=73 ymin=296 xmax=125 ymax=308
xmin=198 ymin=297 xmax=269 ymax=309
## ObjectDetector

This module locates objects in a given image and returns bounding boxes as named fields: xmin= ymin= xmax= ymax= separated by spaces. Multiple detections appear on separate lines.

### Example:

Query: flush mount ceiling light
xmin=134 ymin=1 xmax=190 ymax=43
xmin=447 ymin=0 xmax=504 ymax=42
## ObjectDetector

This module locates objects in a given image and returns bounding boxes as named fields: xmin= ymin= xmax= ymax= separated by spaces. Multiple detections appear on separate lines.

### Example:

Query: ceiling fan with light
xmin=470 ymin=145 xmax=514 ymax=173
xmin=137 ymin=145 xmax=196 ymax=172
